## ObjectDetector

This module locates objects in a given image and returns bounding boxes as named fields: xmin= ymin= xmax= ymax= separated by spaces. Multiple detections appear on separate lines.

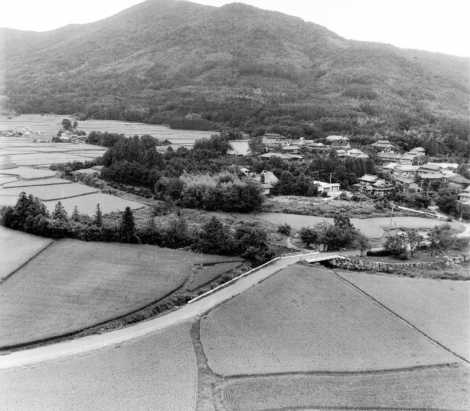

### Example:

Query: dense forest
xmin=2 ymin=0 xmax=469 ymax=153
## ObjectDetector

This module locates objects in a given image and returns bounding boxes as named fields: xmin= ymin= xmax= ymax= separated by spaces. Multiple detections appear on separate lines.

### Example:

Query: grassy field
xmin=200 ymin=264 xmax=455 ymax=376
xmin=0 ymin=226 xmax=52 ymax=282
xmin=0 ymin=322 xmax=198 ymax=411
xmin=339 ymin=271 xmax=470 ymax=361
xmin=220 ymin=365 xmax=470 ymax=411
xmin=255 ymin=212 xmax=462 ymax=240
xmin=0 ymin=239 xmax=234 ymax=348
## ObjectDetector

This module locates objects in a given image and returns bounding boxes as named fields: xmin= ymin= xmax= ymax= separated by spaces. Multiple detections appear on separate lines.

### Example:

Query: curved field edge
xmin=200 ymin=264 xmax=457 ymax=376
xmin=0 ymin=239 xmax=243 ymax=350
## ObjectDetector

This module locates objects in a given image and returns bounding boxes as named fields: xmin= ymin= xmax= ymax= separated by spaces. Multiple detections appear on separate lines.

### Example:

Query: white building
xmin=314 ymin=180 xmax=341 ymax=197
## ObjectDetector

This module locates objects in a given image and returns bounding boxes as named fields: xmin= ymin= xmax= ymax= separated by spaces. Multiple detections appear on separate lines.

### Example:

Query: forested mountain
xmin=1 ymin=0 xmax=469 ymax=139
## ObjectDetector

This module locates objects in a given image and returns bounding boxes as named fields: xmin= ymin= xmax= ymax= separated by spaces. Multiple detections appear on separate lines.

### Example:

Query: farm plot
xmin=0 ymin=194 xmax=20 ymax=207
xmin=0 ymin=226 xmax=52 ymax=282
xmin=0 ymin=176 xmax=18 ymax=186
xmin=0 ymin=322 xmax=197 ymax=411
xmin=0 ymin=166 xmax=57 ymax=179
xmin=339 ymin=271 xmax=470 ymax=361
xmin=221 ymin=365 xmax=470 ymax=411
xmin=0 ymin=239 xmax=230 ymax=347
xmin=8 ymin=153 xmax=93 ymax=166
xmin=1 ymin=183 xmax=98 ymax=201
xmin=2 ymin=177 xmax=71 ymax=188
xmin=44 ymin=192 xmax=145 ymax=215
xmin=201 ymin=264 xmax=455 ymax=376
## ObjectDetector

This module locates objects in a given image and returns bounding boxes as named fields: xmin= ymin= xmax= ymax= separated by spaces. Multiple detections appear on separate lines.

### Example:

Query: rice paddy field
xmin=0 ymin=226 xmax=52 ymax=282
xmin=1 ymin=183 xmax=99 ymax=201
xmin=0 ymin=239 xmax=237 ymax=348
xmin=44 ymin=192 xmax=144 ymax=215
xmin=0 ymin=322 xmax=198 ymax=411
xmin=0 ymin=114 xmax=213 ymax=146
xmin=339 ymin=271 xmax=470 ymax=361
xmin=200 ymin=264 xmax=456 ymax=376
xmin=220 ymin=366 xmax=470 ymax=411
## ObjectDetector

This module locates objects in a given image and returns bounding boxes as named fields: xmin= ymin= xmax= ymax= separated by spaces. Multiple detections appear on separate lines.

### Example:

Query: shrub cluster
xmin=155 ymin=172 xmax=263 ymax=213
xmin=299 ymin=214 xmax=370 ymax=252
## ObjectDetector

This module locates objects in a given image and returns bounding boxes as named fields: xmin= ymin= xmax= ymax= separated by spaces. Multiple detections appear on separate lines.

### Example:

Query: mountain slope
xmin=1 ymin=0 xmax=469 ymax=135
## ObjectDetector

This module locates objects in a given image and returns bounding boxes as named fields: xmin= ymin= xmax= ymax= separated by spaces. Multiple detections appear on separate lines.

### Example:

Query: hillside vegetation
xmin=1 ymin=0 xmax=469 ymax=140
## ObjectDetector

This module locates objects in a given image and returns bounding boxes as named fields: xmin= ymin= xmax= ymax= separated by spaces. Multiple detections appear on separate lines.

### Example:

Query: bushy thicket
xmin=155 ymin=173 xmax=263 ymax=213
xmin=299 ymin=214 xmax=370 ymax=252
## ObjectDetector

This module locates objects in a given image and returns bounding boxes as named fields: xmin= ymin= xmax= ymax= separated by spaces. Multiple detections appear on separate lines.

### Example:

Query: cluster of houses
xmin=227 ymin=134 xmax=470 ymax=209
xmin=227 ymin=133 xmax=369 ymax=161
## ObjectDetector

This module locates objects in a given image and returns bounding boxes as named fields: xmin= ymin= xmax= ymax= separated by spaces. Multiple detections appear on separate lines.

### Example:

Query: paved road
xmin=0 ymin=253 xmax=316 ymax=369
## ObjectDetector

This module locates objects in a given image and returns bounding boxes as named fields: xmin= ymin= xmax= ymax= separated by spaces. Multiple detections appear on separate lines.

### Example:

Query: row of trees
xmin=1 ymin=194 xmax=273 ymax=265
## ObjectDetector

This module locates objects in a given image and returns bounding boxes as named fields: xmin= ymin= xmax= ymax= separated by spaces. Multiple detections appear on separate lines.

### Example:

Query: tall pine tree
xmin=119 ymin=207 xmax=136 ymax=242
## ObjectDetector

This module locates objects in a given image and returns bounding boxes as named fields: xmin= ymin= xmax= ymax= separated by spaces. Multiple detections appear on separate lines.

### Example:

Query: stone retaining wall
xmin=327 ymin=255 xmax=466 ymax=273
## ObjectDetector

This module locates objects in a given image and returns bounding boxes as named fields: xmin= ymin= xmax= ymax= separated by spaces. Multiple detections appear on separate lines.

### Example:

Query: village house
xmin=393 ymin=164 xmax=419 ymax=180
xmin=346 ymin=148 xmax=369 ymax=159
xmin=313 ymin=180 xmax=341 ymax=197
xmin=259 ymin=152 xmax=303 ymax=161
xmin=259 ymin=170 xmax=279 ymax=195
xmin=262 ymin=133 xmax=287 ymax=149
xmin=356 ymin=174 xmax=394 ymax=198
xmin=371 ymin=139 xmax=395 ymax=152
xmin=325 ymin=135 xmax=351 ymax=149
xmin=376 ymin=151 xmax=403 ymax=163
xmin=227 ymin=139 xmax=252 ymax=156
xmin=280 ymin=144 xmax=302 ymax=154
xmin=400 ymin=147 xmax=426 ymax=165
xmin=447 ymin=174 xmax=470 ymax=190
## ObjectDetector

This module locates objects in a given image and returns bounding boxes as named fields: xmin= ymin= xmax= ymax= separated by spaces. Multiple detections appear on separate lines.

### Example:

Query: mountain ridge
xmin=1 ymin=0 xmax=469 ymax=137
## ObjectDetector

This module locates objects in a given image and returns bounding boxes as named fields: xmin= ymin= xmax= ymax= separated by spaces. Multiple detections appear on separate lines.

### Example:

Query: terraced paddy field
xmin=0 ymin=166 xmax=144 ymax=215
xmin=201 ymin=264 xmax=457 ymax=376
xmin=0 ymin=239 xmax=239 ymax=348
xmin=339 ymin=271 xmax=470 ymax=361
xmin=0 ymin=322 xmax=197 ymax=411
xmin=0 ymin=226 xmax=53 ymax=282
xmin=1 ymin=183 xmax=99 ymax=201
